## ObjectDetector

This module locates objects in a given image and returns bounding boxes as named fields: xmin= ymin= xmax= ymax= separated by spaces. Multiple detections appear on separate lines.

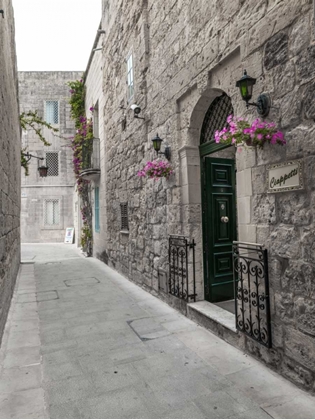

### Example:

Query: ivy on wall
xmin=67 ymin=78 xmax=94 ymax=255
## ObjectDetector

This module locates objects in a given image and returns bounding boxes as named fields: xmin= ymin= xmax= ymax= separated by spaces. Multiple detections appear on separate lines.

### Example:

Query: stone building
xmin=73 ymin=27 xmax=108 ymax=257
xmin=83 ymin=0 xmax=315 ymax=391
xmin=0 ymin=0 xmax=21 ymax=341
xmin=19 ymin=72 xmax=81 ymax=243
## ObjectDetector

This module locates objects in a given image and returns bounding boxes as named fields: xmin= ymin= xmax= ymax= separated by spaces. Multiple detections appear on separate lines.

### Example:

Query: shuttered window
xmin=120 ymin=202 xmax=129 ymax=231
xmin=95 ymin=187 xmax=100 ymax=233
xmin=45 ymin=101 xmax=59 ymax=124
xmin=44 ymin=199 xmax=60 ymax=225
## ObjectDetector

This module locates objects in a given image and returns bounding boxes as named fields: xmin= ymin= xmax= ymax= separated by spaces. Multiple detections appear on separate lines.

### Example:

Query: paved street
xmin=0 ymin=244 xmax=315 ymax=419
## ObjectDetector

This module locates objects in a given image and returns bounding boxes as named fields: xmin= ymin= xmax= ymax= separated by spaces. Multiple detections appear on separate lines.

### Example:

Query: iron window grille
xmin=120 ymin=202 xmax=129 ymax=231
xmin=200 ymin=93 xmax=234 ymax=145
xmin=44 ymin=199 xmax=60 ymax=226
xmin=45 ymin=101 xmax=59 ymax=124
xmin=127 ymin=53 xmax=134 ymax=101
xmin=46 ymin=152 xmax=59 ymax=177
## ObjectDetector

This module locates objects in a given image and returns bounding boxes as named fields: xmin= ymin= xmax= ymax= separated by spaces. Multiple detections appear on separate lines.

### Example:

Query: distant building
xmin=19 ymin=72 xmax=82 ymax=243
xmin=0 ymin=0 xmax=21 ymax=341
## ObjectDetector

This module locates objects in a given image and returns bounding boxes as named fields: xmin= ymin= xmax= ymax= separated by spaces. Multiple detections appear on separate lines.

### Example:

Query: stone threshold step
xmin=187 ymin=300 xmax=238 ymax=334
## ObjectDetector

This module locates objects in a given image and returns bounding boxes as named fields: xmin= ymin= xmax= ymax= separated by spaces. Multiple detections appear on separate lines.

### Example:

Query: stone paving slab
xmin=0 ymin=244 xmax=315 ymax=418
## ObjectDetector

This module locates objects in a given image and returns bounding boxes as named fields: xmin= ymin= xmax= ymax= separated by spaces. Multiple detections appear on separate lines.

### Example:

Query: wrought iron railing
xmin=233 ymin=241 xmax=272 ymax=348
xmin=169 ymin=235 xmax=196 ymax=302
xmin=81 ymin=138 xmax=100 ymax=171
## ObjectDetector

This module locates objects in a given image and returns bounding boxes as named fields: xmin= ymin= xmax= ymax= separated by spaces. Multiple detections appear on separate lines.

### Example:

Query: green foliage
xmin=67 ymin=76 xmax=94 ymax=256
xmin=67 ymin=79 xmax=86 ymax=126
xmin=21 ymin=148 xmax=29 ymax=176
xmin=20 ymin=110 xmax=57 ymax=146
xmin=81 ymin=224 xmax=92 ymax=249
xmin=19 ymin=110 xmax=57 ymax=175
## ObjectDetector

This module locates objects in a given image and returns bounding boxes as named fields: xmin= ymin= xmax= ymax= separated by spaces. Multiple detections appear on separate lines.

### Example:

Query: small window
xmin=120 ymin=202 xmax=129 ymax=231
xmin=127 ymin=53 xmax=134 ymax=101
xmin=46 ymin=152 xmax=59 ymax=176
xmin=95 ymin=187 xmax=100 ymax=233
xmin=45 ymin=101 xmax=59 ymax=124
xmin=44 ymin=199 xmax=60 ymax=225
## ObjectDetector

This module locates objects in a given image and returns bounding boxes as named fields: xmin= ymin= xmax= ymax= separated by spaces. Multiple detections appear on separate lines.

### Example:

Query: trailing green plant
xmin=21 ymin=147 xmax=30 ymax=176
xmin=19 ymin=110 xmax=58 ymax=175
xmin=67 ymin=77 xmax=94 ymax=255
xmin=67 ymin=79 xmax=86 ymax=124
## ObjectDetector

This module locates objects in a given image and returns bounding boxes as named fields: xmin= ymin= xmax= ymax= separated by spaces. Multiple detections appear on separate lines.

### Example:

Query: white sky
xmin=13 ymin=0 xmax=102 ymax=71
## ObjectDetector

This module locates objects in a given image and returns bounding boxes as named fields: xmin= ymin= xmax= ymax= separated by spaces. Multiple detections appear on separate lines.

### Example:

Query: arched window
xmin=200 ymin=93 xmax=233 ymax=145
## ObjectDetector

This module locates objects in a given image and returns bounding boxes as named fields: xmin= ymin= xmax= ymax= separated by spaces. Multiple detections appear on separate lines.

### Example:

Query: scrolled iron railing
xmin=233 ymin=241 xmax=272 ymax=348
xmin=169 ymin=235 xmax=196 ymax=303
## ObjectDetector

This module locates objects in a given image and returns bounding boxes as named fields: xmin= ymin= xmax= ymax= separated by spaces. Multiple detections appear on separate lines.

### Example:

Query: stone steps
xmin=187 ymin=300 xmax=245 ymax=349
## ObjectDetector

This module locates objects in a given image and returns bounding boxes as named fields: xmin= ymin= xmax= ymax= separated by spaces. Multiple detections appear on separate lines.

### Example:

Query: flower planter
xmin=137 ymin=159 xmax=174 ymax=181
xmin=214 ymin=115 xmax=286 ymax=149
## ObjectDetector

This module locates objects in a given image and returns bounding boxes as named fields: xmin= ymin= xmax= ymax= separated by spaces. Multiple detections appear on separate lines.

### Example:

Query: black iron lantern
xmin=22 ymin=152 xmax=49 ymax=177
xmin=236 ymin=70 xmax=256 ymax=102
xmin=151 ymin=133 xmax=171 ymax=160
xmin=38 ymin=165 xmax=49 ymax=177
xmin=152 ymin=134 xmax=163 ymax=153
xmin=236 ymin=70 xmax=271 ymax=117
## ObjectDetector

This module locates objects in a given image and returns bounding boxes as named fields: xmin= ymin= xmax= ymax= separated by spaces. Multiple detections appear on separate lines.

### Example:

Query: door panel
xmin=202 ymin=157 xmax=236 ymax=302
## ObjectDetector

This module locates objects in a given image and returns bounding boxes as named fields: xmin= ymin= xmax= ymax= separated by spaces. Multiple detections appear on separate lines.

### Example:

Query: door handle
xmin=221 ymin=216 xmax=229 ymax=223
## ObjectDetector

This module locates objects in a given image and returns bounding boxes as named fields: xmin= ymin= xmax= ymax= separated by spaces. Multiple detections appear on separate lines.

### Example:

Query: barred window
xmin=120 ymin=202 xmax=129 ymax=231
xmin=46 ymin=152 xmax=59 ymax=176
xmin=44 ymin=199 xmax=60 ymax=225
xmin=45 ymin=101 xmax=59 ymax=124
xmin=127 ymin=53 xmax=134 ymax=101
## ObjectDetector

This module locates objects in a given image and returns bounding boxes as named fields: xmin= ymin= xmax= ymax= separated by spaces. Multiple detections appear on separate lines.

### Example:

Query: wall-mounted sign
xmin=267 ymin=159 xmax=303 ymax=193
xmin=64 ymin=227 xmax=75 ymax=244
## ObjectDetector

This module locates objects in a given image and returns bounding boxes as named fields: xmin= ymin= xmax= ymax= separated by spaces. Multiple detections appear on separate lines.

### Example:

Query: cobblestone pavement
xmin=0 ymin=244 xmax=315 ymax=418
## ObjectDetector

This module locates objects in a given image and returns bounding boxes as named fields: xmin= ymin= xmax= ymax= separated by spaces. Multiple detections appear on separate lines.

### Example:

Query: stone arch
xmin=178 ymin=86 xmax=233 ymax=301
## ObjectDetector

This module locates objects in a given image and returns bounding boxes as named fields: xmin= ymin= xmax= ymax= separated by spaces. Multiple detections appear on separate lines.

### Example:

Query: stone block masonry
xmin=91 ymin=0 xmax=315 ymax=392
xmin=0 ymin=0 xmax=21 ymax=342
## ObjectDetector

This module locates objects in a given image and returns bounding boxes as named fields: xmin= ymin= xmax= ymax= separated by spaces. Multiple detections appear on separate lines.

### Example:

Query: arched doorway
xmin=200 ymin=93 xmax=237 ymax=303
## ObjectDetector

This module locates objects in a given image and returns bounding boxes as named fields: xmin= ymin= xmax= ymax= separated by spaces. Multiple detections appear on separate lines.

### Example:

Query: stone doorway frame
xmin=177 ymin=87 xmax=233 ymax=301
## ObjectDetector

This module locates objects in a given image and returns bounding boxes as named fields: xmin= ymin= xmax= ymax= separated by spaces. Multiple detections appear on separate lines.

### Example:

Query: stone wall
xmin=84 ymin=31 xmax=108 ymax=259
xmin=97 ymin=0 xmax=315 ymax=390
xmin=19 ymin=72 xmax=82 ymax=243
xmin=0 ymin=0 xmax=21 ymax=341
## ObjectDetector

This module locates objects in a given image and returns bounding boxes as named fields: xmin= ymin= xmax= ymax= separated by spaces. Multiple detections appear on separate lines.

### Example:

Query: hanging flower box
xmin=214 ymin=115 xmax=286 ymax=149
xmin=137 ymin=159 xmax=174 ymax=180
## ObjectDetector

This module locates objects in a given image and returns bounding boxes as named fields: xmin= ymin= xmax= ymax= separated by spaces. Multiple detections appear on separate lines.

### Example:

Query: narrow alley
xmin=0 ymin=244 xmax=314 ymax=419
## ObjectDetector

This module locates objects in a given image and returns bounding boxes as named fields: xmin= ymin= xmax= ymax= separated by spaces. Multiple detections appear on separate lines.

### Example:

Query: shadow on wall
xmin=97 ymin=250 xmax=109 ymax=265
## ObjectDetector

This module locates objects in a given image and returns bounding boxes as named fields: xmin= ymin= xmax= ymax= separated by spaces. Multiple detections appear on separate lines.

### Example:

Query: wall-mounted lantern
xmin=236 ymin=70 xmax=271 ymax=117
xmin=37 ymin=165 xmax=49 ymax=177
xmin=22 ymin=152 xmax=49 ymax=177
xmin=151 ymin=134 xmax=171 ymax=160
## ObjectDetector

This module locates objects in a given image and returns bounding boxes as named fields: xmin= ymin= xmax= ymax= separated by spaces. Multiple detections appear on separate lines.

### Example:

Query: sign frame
xmin=64 ymin=227 xmax=75 ymax=244
xmin=267 ymin=159 xmax=304 ymax=193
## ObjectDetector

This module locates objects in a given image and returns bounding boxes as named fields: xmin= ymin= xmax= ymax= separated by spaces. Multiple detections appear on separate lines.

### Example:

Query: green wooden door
xmin=202 ymin=157 xmax=236 ymax=302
